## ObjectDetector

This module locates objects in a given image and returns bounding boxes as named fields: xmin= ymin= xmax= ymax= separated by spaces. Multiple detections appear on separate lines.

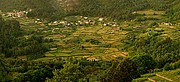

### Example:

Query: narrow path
xmin=147 ymin=78 xmax=156 ymax=82
xmin=155 ymin=74 xmax=173 ymax=82
xmin=119 ymin=52 xmax=127 ymax=58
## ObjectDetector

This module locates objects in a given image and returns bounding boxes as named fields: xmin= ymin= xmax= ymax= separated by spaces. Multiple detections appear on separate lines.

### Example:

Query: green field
xmin=3 ymin=9 xmax=179 ymax=61
xmin=1 ymin=0 xmax=180 ymax=82
xmin=133 ymin=69 xmax=180 ymax=82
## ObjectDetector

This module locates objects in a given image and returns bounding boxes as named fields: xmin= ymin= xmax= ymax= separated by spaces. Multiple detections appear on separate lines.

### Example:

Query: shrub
xmin=148 ymin=22 xmax=159 ymax=28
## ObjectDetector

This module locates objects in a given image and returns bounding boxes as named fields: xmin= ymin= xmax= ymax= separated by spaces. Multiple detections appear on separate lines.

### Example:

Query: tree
xmin=131 ymin=54 xmax=156 ymax=74
xmin=0 ymin=19 xmax=21 ymax=57
xmin=47 ymin=63 xmax=84 ymax=82
xmin=148 ymin=22 xmax=159 ymax=28
xmin=0 ymin=54 xmax=8 ymax=82
xmin=101 ymin=58 xmax=140 ymax=82
xmin=14 ymin=64 xmax=53 ymax=82
xmin=0 ymin=15 xmax=3 ymax=28
xmin=78 ymin=0 xmax=101 ymax=16
xmin=163 ymin=63 xmax=173 ymax=71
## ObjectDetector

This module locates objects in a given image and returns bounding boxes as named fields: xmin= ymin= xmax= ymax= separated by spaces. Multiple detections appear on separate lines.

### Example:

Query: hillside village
xmin=0 ymin=0 xmax=180 ymax=82
xmin=1 ymin=9 xmax=32 ymax=18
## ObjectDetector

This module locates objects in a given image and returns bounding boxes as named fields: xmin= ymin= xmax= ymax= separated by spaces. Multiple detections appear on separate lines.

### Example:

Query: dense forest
xmin=0 ymin=0 xmax=179 ymax=21
xmin=0 ymin=0 xmax=180 ymax=82
xmin=167 ymin=0 xmax=180 ymax=20
xmin=0 ymin=15 xmax=49 ymax=58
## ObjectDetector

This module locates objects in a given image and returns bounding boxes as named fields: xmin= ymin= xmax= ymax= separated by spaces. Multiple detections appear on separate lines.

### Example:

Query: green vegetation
xmin=0 ymin=15 xmax=49 ymax=59
xmin=167 ymin=0 xmax=180 ymax=21
xmin=100 ymin=58 xmax=140 ymax=82
xmin=133 ymin=68 xmax=180 ymax=82
xmin=0 ymin=0 xmax=179 ymax=82
xmin=1 ymin=0 xmax=179 ymax=21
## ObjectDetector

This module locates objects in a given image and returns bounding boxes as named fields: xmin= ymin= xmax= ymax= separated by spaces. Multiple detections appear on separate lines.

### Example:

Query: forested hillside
xmin=167 ymin=0 xmax=180 ymax=20
xmin=0 ymin=0 xmax=58 ymax=20
xmin=0 ymin=15 xmax=49 ymax=58
xmin=0 ymin=0 xmax=179 ymax=20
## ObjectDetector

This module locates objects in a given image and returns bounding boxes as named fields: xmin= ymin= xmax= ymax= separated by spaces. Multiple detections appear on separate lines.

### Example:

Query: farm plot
xmin=44 ymin=24 xmax=128 ymax=60
xmin=132 ymin=69 xmax=180 ymax=82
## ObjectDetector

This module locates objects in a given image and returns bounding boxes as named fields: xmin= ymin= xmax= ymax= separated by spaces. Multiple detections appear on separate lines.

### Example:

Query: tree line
xmin=0 ymin=15 xmax=49 ymax=58
xmin=1 ymin=0 xmax=179 ymax=21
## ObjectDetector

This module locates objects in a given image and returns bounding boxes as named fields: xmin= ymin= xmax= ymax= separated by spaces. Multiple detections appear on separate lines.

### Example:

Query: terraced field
xmin=46 ymin=25 xmax=128 ymax=61
xmin=133 ymin=69 xmax=180 ymax=82
xmin=2 ymin=10 xmax=179 ymax=61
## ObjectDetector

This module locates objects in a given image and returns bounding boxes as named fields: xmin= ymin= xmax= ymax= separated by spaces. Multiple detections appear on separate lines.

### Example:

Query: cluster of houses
xmin=161 ymin=22 xmax=173 ymax=26
xmin=48 ymin=21 xmax=72 ymax=26
xmin=3 ymin=10 xmax=31 ymax=18
xmin=47 ymin=17 xmax=97 ymax=27
xmin=83 ymin=56 xmax=99 ymax=61
xmin=47 ymin=16 xmax=119 ymax=27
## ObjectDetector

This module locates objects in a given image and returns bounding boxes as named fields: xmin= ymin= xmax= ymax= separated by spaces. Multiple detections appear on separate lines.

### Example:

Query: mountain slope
xmin=167 ymin=0 xmax=180 ymax=20
xmin=0 ymin=0 xmax=179 ymax=20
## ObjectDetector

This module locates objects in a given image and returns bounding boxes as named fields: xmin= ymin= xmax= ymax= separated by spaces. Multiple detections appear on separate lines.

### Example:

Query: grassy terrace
xmin=1 ymin=0 xmax=180 ymax=82
xmin=2 ymin=9 xmax=179 ymax=61
xmin=133 ymin=69 xmax=180 ymax=82
xmin=46 ymin=24 xmax=128 ymax=61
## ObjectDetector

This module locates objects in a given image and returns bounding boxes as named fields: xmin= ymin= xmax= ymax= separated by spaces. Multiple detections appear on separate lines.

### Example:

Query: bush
xmin=172 ymin=60 xmax=180 ymax=69
xmin=148 ymin=22 xmax=159 ymax=28
xmin=131 ymin=54 xmax=156 ymax=74
xmin=100 ymin=58 xmax=140 ymax=82
xmin=163 ymin=60 xmax=180 ymax=71
xmin=135 ymin=17 xmax=147 ymax=22
xmin=163 ymin=63 xmax=173 ymax=71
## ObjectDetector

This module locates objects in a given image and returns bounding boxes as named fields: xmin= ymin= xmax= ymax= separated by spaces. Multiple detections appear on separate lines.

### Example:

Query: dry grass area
xmin=136 ymin=9 xmax=165 ymax=15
